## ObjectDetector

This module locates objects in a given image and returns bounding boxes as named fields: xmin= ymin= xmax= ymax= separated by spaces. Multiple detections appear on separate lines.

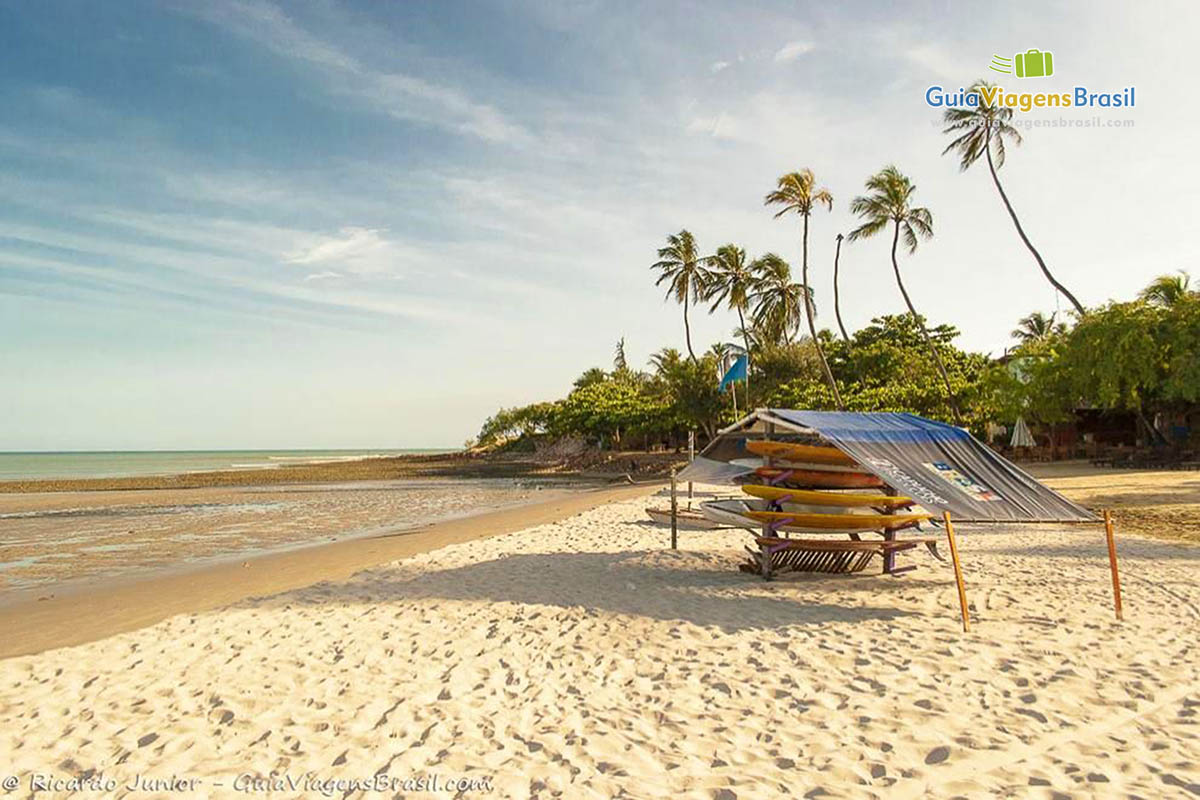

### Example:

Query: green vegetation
xmin=476 ymin=275 xmax=1197 ymax=451
xmin=475 ymin=78 xmax=1200 ymax=452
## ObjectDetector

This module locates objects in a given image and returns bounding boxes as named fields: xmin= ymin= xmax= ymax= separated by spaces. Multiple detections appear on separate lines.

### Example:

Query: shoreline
xmin=0 ymin=449 xmax=684 ymax=493
xmin=0 ymin=481 xmax=660 ymax=660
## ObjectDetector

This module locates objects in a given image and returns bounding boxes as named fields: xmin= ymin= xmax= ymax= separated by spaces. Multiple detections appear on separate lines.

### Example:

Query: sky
xmin=2 ymin=0 xmax=1197 ymax=450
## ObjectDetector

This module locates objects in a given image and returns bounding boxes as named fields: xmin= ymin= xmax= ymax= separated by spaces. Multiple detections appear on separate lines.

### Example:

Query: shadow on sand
xmin=983 ymin=538 xmax=1200 ymax=562
xmin=262 ymin=550 xmax=924 ymax=632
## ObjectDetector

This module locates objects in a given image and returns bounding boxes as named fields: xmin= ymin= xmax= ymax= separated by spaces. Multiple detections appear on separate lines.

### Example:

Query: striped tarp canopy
xmin=678 ymin=409 xmax=1097 ymax=523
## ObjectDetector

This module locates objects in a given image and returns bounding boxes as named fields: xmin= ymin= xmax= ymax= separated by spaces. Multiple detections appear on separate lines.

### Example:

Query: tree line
xmin=473 ymin=82 xmax=1198 ymax=451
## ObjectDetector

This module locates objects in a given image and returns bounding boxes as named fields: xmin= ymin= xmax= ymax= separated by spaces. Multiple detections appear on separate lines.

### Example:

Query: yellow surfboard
xmin=746 ymin=440 xmax=857 ymax=466
xmin=741 ymin=510 xmax=932 ymax=531
xmin=741 ymin=484 xmax=913 ymax=509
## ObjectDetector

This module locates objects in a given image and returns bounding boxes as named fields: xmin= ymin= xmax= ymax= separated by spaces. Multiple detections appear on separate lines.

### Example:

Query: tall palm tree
xmin=765 ymin=170 xmax=843 ymax=409
xmin=1011 ymin=311 xmax=1066 ymax=343
xmin=705 ymin=243 xmax=757 ymax=398
xmin=750 ymin=253 xmax=807 ymax=346
xmin=650 ymin=230 xmax=709 ymax=362
xmin=831 ymin=233 xmax=850 ymax=344
xmin=942 ymin=80 xmax=1085 ymax=315
xmin=1139 ymin=270 xmax=1193 ymax=307
xmin=848 ymin=165 xmax=960 ymax=421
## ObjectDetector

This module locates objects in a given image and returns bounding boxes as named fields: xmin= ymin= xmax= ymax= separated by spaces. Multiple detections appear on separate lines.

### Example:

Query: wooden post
xmin=1103 ymin=510 xmax=1123 ymax=621
xmin=670 ymin=468 xmax=678 ymax=550
xmin=942 ymin=511 xmax=970 ymax=632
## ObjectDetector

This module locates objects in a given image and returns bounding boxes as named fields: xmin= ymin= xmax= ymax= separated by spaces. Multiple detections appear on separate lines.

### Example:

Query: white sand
xmin=1 ymin=490 xmax=1197 ymax=798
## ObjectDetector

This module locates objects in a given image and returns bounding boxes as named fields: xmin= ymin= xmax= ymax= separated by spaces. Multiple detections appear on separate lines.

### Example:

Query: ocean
xmin=0 ymin=449 xmax=451 ymax=481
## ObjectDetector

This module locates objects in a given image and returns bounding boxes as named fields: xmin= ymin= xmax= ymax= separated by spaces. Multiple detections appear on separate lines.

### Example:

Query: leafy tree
xmin=1161 ymin=292 xmax=1200 ymax=404
xmin=1056 ymin=301 xmax=1163 ymax=415
xmin=475 ymin=402 xmax=560 ymax=447
xmin=555 ymin=380 xmax=667 ymax=449
xmin=763 ymin=314 xmax=991 ymax=431
xmin=942 ymin=79 xmax=1085 ymax=314
xmin=650 ymin=351 xmax=727 ymax=439
xmin=750 ymin=339 xmax=824 ymax=402
xmin=848 ymin=165 xmax=961 ymax=422
xmin=651 ymin=230 xmax=710 ymax=362
xmin=764 ymin=169 xmax=843 ymax=409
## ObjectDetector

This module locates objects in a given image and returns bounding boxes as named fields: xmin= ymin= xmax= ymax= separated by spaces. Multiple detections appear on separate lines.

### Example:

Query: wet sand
xmin=0 ymin=483 xmax=656 ymax=659
xmin=0 ymin=478 xmax=584 ymax=591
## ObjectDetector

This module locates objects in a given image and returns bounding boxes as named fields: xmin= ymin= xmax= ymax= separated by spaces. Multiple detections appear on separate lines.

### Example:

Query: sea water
xmin=0 ymin=449 xmax=450 ymax=481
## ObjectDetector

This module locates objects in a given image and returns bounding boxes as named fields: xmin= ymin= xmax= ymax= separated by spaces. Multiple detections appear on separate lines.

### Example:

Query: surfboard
xmin=741 ymin=484 xmax=913 ymax=509
xmin=645 ymin=507 xmax=728 ymax=529
xmin=754 ymin=467 xmax=884 ymax=489
xmin=745 ymin=440 xmax=857 ymax=466
xmin=740 ymin=509 xmax=932 ymax=531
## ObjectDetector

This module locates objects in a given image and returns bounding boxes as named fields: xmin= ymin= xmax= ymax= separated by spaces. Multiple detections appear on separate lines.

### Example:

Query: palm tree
xmin=651 ymin=230 xmax=709 ymax=362
xmin=765 ymin=170 xmax=844 ymax=409
xmin=649 ymin=347 xmax=683 ymax=376
xmin=1011 ymin=311 xmax=1066 ymax=343
xmin=750 ymin=253 xmax=807 ymax=346
xmin=848 ymin=165 xmax=960 ymax=421
xmin=705 ymin=244 xmax=757 ymax=398
xmin=942 ymin=80 xmax=1085 ymax=315
xmin=1139 ymin=270 xmax=1193 ymax=307
xmin=572 ymin=367 xmax=608 ymax=391
xmin=831 ymin=233 xmax=850 ymax=344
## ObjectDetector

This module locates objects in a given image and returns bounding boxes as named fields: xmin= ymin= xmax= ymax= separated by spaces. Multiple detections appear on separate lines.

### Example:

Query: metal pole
xmin=687 ymin=430 xmax=694 ymax=502
xmin=1103 ymin=510 xmax=1123 ymax=621
xmin=670 ymin=468 xmax=678 ymax=550
xmin=942 ymin=511 xmax=970 ymax=632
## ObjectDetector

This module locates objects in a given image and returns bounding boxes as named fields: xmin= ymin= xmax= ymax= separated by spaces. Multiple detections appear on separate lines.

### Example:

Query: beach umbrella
xmin=1010 ymin=417 xmax=1035 ymax=448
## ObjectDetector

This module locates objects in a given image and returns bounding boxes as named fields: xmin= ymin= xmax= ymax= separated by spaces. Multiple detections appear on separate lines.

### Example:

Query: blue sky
xmin=2 ymin=0 xmax=1197 ymax=449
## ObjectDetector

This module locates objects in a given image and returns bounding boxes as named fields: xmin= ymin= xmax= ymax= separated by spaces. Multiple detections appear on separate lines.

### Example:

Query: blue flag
xmin=718 ymin=354 xmax=747 ymax=392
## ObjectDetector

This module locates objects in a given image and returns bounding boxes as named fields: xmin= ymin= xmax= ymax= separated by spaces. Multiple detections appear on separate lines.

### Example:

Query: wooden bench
xmin=740 ymin=535 xmax=944 ymax=579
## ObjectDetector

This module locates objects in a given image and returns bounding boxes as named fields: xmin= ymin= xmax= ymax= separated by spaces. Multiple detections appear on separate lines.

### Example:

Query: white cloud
xmin=284 ymin=227 xmax=404 ymax=276
xmin=303 ymin=270 xmax=343 ymax=282
xmin=773 ymin=40 xmax=814 ymax=63
xmin=710 ymin=60 xmax=730 ymax=73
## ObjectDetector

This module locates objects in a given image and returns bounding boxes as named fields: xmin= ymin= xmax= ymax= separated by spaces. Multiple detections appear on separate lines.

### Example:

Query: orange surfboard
xmin=745 ymin=440 xmax=857 ymax=466
xmin=754 ymin=467 xmax=884 ymax=489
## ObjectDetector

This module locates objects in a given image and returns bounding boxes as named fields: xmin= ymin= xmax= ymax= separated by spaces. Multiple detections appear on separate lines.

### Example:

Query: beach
xmin=0 ymin=466 xmax=1197 ymax=797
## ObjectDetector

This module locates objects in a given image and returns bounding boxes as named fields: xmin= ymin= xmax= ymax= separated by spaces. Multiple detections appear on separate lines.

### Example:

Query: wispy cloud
xmin=773 ymin=40 xmax=814 ymax=63
xmin=710 ymin=61 xmax=731 ymax=73
xmin=302 ymin=270 xmax=342 ymax=282
xmin=284 ymin=226 xmax=406 ymax=276
xmin=186 ymin=0 xmax=532 ymax=145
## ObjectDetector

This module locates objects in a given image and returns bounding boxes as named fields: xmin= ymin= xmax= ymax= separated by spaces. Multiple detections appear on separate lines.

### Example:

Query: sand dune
xmin=1 ymin=491 xmax=1197 ymax=798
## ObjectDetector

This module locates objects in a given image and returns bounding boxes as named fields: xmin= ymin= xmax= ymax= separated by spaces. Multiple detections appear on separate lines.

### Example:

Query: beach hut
xmin=674 ymin=409 xmax=1123 ymax=630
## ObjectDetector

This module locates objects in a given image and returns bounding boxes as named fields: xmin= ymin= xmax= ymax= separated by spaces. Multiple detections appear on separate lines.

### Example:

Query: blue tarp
xmin=683 ymin=410 xmax=1097 ymax=523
